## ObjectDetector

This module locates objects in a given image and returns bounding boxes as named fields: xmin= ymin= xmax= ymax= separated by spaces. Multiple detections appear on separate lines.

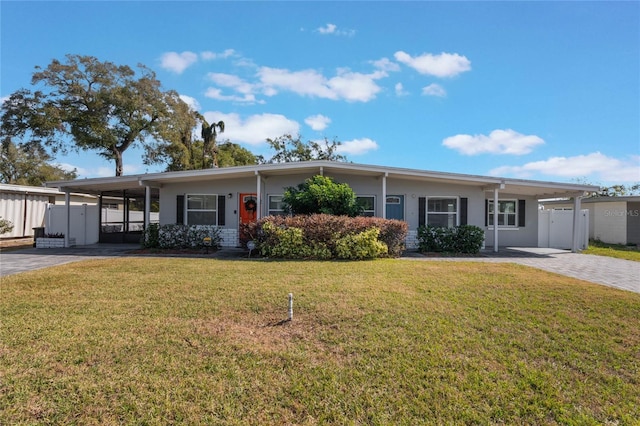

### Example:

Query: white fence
xmin=538 ymin=209 xmax=589 ymax=250
xmin=45 ymin=205 xmax=159 ymax=246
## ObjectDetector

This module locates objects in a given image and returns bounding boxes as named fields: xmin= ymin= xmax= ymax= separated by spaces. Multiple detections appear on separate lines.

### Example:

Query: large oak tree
xmin=1 ymin=54 xmax=198 ymax=176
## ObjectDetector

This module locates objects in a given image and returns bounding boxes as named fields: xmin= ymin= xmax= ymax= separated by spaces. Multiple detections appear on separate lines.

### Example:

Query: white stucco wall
xmin=593 ymin=201 xmax=627 ymax=244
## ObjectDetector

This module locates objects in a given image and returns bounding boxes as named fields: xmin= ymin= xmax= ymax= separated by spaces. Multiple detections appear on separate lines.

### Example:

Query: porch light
xmin=228 ymin=193 xmax=233 ymax=199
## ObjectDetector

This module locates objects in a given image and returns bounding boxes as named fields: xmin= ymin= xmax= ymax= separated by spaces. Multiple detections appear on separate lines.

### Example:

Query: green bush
xmin=142 ymin=224 xmax=222 ymax=249
xmin=0 ymin=217 xmax=14 ymax=235
xmin=417 ymin=225 xmax=484 ymax=254
xmin=241 ymin=214 xmax=407 ymax=260
xmin=283 ymin=175 xmax=362 ymax=216
xmin=335 ymin=228 xmax=388 ymax=260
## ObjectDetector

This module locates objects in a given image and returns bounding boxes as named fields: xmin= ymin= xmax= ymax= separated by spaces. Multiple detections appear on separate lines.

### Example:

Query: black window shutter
xmin=177 ymin=195 xmax=184 ymax=224
xmin=485 ymin=199 xmax=488 ymax=227
xmin=518 ymin=199 xmax=526 ymax=227
xmin=460 ymin=198 xmax=468 ymax=225
xmin=217 ymin=195 xmax=226 ymax=226
xmin=418 ymin=197 xmax=426 ymax=227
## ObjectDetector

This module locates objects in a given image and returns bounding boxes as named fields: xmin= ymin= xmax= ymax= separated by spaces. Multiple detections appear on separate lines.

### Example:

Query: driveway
xmin=403 ymin=247 xmax=640 ymax=294
xmin=1 ymin=245 xmax=638 ymax=294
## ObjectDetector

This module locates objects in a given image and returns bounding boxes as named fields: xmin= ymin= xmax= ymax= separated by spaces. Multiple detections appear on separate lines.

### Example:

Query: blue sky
xmin=1 ymin=1 xmax=639 ymax=185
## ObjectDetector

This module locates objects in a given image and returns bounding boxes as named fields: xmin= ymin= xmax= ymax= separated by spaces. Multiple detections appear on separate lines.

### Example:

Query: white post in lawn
xmin=288 ymin=293 xmax=293 ymax=321
xmin=571 ymin=195 xmax=582 ymax=253
xmin=493 ymin=187 xmax=499 ymax=253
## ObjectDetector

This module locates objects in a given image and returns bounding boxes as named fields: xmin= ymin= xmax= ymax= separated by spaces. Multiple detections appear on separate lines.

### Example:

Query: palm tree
xmin=201 ymin=119 xmax=225 ymax=168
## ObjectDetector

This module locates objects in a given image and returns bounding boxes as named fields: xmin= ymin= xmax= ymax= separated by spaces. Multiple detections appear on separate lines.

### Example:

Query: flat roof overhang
xmin=46 ymin=160 xmax=599 ymax=200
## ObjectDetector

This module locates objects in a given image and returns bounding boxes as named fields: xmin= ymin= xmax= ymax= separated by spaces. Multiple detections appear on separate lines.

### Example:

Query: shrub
xmin=417 ymin=225 xmax=484 ymax=254
xmin=0 ymin=217 xmax=14 ymax=235
xmin=283 ymin=175 xmax=362 ymax=216
xmin=335 ymin=228 xmax=388 ymax=260
xmin=241 ymin=214 xmax=407 ymax=260
xmin=145 ymin=224 xmax=222 ymax=249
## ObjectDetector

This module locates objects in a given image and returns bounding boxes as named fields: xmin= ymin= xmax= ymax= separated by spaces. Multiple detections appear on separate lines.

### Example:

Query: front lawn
xmin=584 ymin=239 xmax=640 ymax=262
xmin=1 ymin=258 xmax=638 ymax=424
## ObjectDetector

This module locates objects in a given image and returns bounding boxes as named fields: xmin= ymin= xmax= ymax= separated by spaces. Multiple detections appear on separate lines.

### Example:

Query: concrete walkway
xmin=1 ymin=245 xmax=638 ymax=294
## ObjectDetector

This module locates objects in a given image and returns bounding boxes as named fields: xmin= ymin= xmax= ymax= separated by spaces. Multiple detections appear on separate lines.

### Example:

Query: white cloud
xmin=394 ymin=51 xmax=471 ymax=78
xmin=490 ymin=152 xmax=640 ymax=183
xmin=442 ymin=129 xmax=545 ymax=155
xmin=395 ymin=83 xmax=409 ymax=96
xmin=203 ymin=111 xmax=300 ymax=146
xmin=204 ymin=87 xmax=260 ymax=104
xmin=159 ymin=51 xmax=198 ymax=74
xmin=179 ymin=94 xmax=200 ymax=112
xmin=257 ymin=66 xmax=385 ymax=102
xmin=200 ymin=49 xmax=235 ymax=60
xmin=316 ymin=23 xmax=355 ymax=36
xmin=422 ymin=83 xmax=446 ymax=97
xmin=336 ymin=138 xmax=379 ymax=155
xmin=371 ymin=57 xmax=400 ymax=72
xmin=305 ymin=114 xmax=331 ymax=131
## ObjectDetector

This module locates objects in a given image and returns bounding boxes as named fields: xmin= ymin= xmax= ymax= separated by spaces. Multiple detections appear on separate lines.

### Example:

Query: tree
xmin=217 ymin=141 xmax=259 ymax=167
xmin=282 ymin=175 xmax=362 ymax=216
xmin=597 ymin=183 xmax=640 ymax=197
xmin=262 ymin=134 xmax=347 ymax=163
xmin=1 ymin=54 xmax=198 ymax=176
xmin=0 ymin=139 xmax=77 ymax=185
xmin=201 ymin=119 xmax=225 ymax=168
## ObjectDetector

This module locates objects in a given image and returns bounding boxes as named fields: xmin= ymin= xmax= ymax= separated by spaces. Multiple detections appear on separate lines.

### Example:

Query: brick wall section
xmin=36 ymin=238 xmax=76 ymax=248
xmin=218 ymin=228 xmax=238 ymax=248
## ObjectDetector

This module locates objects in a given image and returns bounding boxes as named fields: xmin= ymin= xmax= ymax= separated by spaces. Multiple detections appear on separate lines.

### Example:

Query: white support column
xmin=144 ymin=185 xmax=151 ymax=232
xmin=255 ymin=171 xmax=262 ymax=219
xmin=493 ymin=187 xmax=499 ymax=253
xmin=571 ymin=196 xmax=582 ymax=252
xmin=381 ymin=173 xmax=387 ymax=219
xmin=64 ymin=190 xmax=71 ymax=248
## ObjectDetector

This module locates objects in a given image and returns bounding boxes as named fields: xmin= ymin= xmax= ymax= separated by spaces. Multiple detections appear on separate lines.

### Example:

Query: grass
xmin=1 ymin=258 xmax=639 ymax=425
xmin=584 ymin=239 xmax=640 ymax=262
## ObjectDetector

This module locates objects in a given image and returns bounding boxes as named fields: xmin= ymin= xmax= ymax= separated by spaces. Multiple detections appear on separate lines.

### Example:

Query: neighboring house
xmin=46 ymin=161 xmax=598 ymax=251
xmin=542 ymin=196 xmax=640 ymax=246
xmin=0 ymin=183 xmax=97 ymax=239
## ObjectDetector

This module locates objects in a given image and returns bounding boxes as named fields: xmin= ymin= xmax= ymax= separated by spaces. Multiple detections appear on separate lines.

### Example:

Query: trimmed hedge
xmin=240 ymin=214 xmax=408 ymax=259
xmin=142 ymin=224 xmax=222 ymax=249
xmin=417 ymin=225 xmax=485 ymax=254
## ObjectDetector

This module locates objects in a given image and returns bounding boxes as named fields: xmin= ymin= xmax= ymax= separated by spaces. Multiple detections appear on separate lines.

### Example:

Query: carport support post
xmin=64 ymin=190 xmax=71 ymax=248
xmin=571 ymin=196 xmax=582 ymax=253
xmin=493 ymin=187 xmax=499 ymax=253
xmin=382 ymin=172 xmax=387 ymax=219
xmin=144 ymin=185 xmax=151 ymax=238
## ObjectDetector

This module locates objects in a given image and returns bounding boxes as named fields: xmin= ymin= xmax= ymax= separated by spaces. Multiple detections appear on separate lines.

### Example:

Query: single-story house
xmin=541 ymin=196 xmax=640 ymax=246
xmin=45 ymin=160 xmax=598 ymax=252
xmin=0 ymin=183 xmax=98 ymax=239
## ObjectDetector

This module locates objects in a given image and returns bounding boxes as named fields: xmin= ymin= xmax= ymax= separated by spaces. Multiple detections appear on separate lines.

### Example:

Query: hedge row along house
xmin=45 ymin=160 xmax=598 ymax=252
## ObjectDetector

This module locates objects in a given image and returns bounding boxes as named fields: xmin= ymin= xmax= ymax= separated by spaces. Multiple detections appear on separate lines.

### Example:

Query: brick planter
xmin=36 ymin=237 xmax=76 ymax=248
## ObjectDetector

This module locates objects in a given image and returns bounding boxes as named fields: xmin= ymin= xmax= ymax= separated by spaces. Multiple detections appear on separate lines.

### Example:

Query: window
xmin=268 ymin=195 xmax=287 ymax=216
xmin=488 ymin=200 xmax=516 ymax=227
xmin=356 ymin=196 xmax=375 ymax=217
xmin=427 ymin=197 xmax=457 ymax=228
xmin=186 ymin=194 xmax=217 ymax=225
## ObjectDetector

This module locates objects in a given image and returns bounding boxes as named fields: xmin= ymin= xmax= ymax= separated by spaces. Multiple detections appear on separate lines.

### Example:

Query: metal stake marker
xmin=288 ymin=293 xmax=293 ymax=321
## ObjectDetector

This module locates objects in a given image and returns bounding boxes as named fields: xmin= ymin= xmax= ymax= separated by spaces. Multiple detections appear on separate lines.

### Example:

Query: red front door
xmin=239 ymin=193 xmax=258 ymax=226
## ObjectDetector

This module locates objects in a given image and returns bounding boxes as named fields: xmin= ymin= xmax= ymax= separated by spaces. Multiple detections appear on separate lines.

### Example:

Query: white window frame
xmin=267 ymin=194 xmax=287 ymax=216
xmin=185 ymin=194 xmax=218 ymax=225
xmin=487 ymin=199 xmax=517 ymax=228
xmin=356 ymin=195 xmax=376 ymax=217
xmin=427 ymin=196 xmax=459 ymax=228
